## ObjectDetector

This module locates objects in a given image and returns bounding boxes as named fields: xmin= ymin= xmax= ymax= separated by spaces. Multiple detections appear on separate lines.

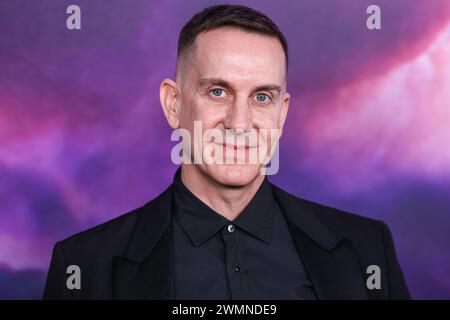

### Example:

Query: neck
xmin=180 ymin=165 xmax=265 ymax=221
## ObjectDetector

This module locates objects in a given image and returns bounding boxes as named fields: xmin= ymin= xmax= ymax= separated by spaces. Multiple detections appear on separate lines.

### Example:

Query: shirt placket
xmin=222 ymin=223 xmax=248 ymax=299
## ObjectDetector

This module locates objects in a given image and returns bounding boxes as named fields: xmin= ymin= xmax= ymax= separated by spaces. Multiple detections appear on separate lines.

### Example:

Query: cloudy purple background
xmin=1 ymin=0 xmax=449 ymax=299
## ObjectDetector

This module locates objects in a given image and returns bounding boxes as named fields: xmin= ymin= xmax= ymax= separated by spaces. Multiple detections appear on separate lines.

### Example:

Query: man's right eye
xmin=210 ymin=88 xmax=225 ymax=97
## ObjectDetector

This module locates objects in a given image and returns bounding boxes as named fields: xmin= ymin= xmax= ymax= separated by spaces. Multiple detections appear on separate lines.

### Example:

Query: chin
xmin=205 ymin=163 xmax=263 ymax=187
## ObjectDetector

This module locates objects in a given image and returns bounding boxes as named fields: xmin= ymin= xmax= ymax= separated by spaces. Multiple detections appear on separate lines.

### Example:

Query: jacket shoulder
xmin=304 ymin=198 xmax=382 ymax=235
xmin=58 ymin=204 xmax=142 ymax=260
xmin=272 ymin=184 xmax=410 ymax=299
xmin=58 ymin=185 xmax=172 ymax=260
xmin=272 ymin=184 xmax=385 ymax=242
xmin=273 ymin=184 xmax=379 ymax=222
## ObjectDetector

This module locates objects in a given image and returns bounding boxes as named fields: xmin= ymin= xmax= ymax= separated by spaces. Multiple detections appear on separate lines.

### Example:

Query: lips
xmin=207 ymin=131 xmax=260 ymax=150
xmin=215 ymin=142 xmax=257 ymax=150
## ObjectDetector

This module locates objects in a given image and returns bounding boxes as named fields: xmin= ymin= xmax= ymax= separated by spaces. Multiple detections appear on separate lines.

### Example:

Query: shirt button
xmin=227 ymin=224 xmax=235 ymax=233
xmin=234 ymin=266 xmax=240 ymax=272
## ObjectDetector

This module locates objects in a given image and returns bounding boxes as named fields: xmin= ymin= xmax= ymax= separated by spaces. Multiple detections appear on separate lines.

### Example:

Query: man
xmin=43 ymin=4 xmax=410 ymax=300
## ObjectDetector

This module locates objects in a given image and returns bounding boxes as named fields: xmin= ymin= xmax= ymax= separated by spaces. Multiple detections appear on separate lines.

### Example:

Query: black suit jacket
xmin=43 ymin=183 xmax=411 ymax=299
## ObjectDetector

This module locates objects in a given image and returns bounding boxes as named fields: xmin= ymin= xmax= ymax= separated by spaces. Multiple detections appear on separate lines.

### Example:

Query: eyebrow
xmin=198 ymin=78 xmax=282 ymax=95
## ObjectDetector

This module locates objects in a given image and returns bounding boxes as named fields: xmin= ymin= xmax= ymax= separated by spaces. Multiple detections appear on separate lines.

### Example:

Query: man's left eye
xmin=255 ymin=93 xmax=270 ymax=102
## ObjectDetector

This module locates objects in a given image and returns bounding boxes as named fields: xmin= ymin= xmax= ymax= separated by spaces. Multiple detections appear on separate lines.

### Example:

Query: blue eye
xmin=211 ymin=89 xmax=224 ymax=97
xmin=255 ymin=93 xmax=269 ymax=102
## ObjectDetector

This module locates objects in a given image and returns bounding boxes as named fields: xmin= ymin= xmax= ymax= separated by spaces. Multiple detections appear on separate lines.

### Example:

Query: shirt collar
xmin=172 ymin=167 xmax=274 ymax=246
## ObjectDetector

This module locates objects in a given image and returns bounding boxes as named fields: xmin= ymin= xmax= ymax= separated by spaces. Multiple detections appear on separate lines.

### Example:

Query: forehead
xmin=189 ymin=27 xmax=286 ymax=85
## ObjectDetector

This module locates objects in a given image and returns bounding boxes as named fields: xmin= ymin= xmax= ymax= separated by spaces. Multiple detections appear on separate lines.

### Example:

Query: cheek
xmin=195 ymin=98 xmax=227 ymax=128
xmin=202 ymin=108 xmax=226 ymax=129
xmin=252 ymin=108 xmax=282 ymax=129
xmin=180 ymin=96 xmax=226 ymax=130
xmin=178 ymin=95 xmax=202 ymax=127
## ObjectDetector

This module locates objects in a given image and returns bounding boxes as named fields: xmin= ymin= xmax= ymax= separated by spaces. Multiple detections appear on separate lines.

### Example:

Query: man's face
xmin=170 ymin=27 xmax=289 ymax=187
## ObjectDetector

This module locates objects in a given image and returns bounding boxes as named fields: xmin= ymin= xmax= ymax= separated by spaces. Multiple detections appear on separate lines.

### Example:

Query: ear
xmin=160 ymin=79 xmax=181 ymax=129
xmin=278 ymin=91 xmax=290 ymax=138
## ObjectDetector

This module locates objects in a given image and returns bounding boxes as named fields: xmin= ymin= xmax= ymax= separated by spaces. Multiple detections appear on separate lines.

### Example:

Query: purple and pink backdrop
xmin=1 ymin=0 xmax=449 ymax=299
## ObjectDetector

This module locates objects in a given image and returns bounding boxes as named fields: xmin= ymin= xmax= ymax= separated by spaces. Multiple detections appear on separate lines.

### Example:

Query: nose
xmin=224 ymin=96 xmax=253 ymax=134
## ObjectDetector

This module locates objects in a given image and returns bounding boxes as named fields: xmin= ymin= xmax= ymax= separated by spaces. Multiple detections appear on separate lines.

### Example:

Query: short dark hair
xmin=177 ymin=4 xmax=289 ymax=71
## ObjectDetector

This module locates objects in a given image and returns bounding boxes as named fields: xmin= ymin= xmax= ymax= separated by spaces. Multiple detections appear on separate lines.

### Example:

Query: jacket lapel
xmin=112 ymin=186 xmax=174 ymax=299
xmin=272 ymin=184 xmax=368 ymax=299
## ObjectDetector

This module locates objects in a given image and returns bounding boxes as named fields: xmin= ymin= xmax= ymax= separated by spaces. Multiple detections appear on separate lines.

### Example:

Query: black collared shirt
xmin=171 ymin=168 xmax=316 ymax=299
